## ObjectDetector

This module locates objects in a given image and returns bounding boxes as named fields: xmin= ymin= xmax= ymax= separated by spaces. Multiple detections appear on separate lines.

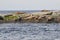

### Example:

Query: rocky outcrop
xmin=0 ymin=11 xmax=60 ymax=23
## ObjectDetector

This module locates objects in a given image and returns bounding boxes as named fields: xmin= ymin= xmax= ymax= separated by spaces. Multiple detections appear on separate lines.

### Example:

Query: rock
xmin=0 ymin=11 xmax=60 ymax=23
xmin=15 ymin=17 xmax=22 ymax=22
xmin=55 ymin=17 xmax=60 ymax=23
xmin=0 ymin=16 xmax=4 ymax=20
xmin=4 ymin=15 xmax=13 ymax=17
xmin=4 ymin=15 xmax=18 ymax=21
xmin=0 ymin=16 xmax=4 ymax=23
xmin=47 ymin=18 xmax=55 ymax=23
xmin=39 ymin=16 xmax=47 ymax=22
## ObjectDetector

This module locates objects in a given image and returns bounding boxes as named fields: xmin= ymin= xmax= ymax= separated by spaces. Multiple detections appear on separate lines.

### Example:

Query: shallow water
xmin=0 ymin=23 xmax=60 ymax=40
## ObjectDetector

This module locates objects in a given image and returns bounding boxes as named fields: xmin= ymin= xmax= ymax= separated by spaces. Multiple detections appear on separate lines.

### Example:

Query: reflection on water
xmin=0 ymin=23 xmax=60 ymax=40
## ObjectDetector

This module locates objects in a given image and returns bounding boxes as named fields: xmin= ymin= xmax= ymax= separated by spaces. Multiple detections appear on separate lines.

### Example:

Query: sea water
xmin=0 ymin=23 xmax=60 ymax=40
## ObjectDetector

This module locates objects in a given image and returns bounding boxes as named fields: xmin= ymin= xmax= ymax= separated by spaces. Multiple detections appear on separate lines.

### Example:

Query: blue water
xmin=0 ymin=10 xmax=55 ymax=14
xmin=0 ymin=10 xmax=41 ymax=14
xmin=0 ymin=23 xmax=60 ymax=40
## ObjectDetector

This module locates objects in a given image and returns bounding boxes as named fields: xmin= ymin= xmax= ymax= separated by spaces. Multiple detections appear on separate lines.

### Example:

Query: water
xmin=0 ymin=23 xmax=60 ymax=40
xmin=0 ymin=10 xmax=41 ymax=14
xmin=0 ymin=10 xmax=55 ymax=14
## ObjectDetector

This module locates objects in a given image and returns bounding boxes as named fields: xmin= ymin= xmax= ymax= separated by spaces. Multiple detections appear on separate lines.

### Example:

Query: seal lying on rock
xmin=45 ymin=12 xmax=53 ymax=15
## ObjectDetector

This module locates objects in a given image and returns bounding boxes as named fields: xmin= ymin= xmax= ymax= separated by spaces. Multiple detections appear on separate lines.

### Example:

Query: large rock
xmin=0 ymin=16 xmax=4 ymax=20
xmin=0 ymin=11 xmax=60 ymax=23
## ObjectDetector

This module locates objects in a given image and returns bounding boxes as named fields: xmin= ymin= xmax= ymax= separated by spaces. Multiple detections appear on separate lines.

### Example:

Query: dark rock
xmin=4 ymin=15 xmax=13 ymax=17
xmin=0 ymin=16 xmax=4 ymax=20
xmin=15 ymin=17 xmax=22 ymax=22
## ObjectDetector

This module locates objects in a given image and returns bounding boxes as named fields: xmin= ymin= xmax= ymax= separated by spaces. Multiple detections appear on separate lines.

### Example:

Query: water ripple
xmin=0 ymin=23 xmax=60 ymax=40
